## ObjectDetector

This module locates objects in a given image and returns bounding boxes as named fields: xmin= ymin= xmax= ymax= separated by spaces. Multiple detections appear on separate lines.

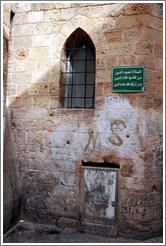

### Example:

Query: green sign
xmin=112 ymin=66 xmax=145 ymax=92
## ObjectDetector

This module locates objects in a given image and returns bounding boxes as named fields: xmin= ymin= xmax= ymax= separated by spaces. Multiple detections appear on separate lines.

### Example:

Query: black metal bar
xmin=92 ymin=59 xmax=95 ymax=108
xmin=62 ymin=59 xmax=94 ymax=62
xmin=62 ymin=71 xmax=95 ymax=74
xmin=84 ymin=36 xmax=88 ymax=108
xmin=63 ymin=34 xmax=96 ymax=109
xmin=61 ymin=84 xmax=95 ymax=86
xmin=70 ymin=35 xmax=75 ymax=108
xmin=65 ymin=47 xmax=95 ymax=51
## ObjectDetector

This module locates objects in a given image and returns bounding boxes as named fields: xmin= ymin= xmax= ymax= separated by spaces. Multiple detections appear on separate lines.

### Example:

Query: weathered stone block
xmin=3 ymin=37 xmax=8 ymax=54
xmin=3 ymin=5 xmax=11 ymax=27
xmin=17 ymin=60 xmax=36 ymax=72
xmin=154 ymin=70 xmax=162 ymax=83
xmin=55 ymin=3 xmax=72 ymax=8
xmin=31 ymin=3 xmax=55 ymax=11
xmin=137 ymin=96 xmax=154 ymax=110
xmin=101 ymin=3 xmax=124 ymax=17
xmin=49 ymin=83 xmax=59 ymax=96
xmin=143 ymin=82 xmax=154 ymax=97
xmin=121 ymin=159 xmax=134 ymax=177
xmin=3 ymin=24 xmax=10 ymax=40
xmin=38 ymin=84 xmax=49 ymax=95
xmin=155 ymin=43 xmax=163 ymax=58
xmin=71 ymin=14 xmax=96 ymax=34
xmin=103 ymin=83 xmax=111 ymax=95
xmin=155 ymin=30 xmax=163 ymax=44
xmin=3 ymin=3 xmax=11 ymax=11
xmin=33 ymin=96 xmax=49 ymax=108
xmin=8 ymin=96 xmax=21 ymax=108
xmin=117 ymin=15 xmax=138 ymax=29
xmin=85 ymin=5 xmax=102 ymax=18
xmin=104 ymin=30 xmax=122 ymax=43
xmin=50 ymin=97 xmax=59 ymax=109
xmin=135 ymin=42 xmax=154 ymax=55
xmin=154 ymin=84 xmax=163 ymax=98
xmin=12 ymin=72 xmax=32 ymax=84
xmin=126 ymin=178 xmax=147 ymax=191
xmin=3 ymin=53 xmax=8 ymax=73
xmin=36 ymin=59 xmax=52 ymax=71
xmin=138 ymin=14 xmax=163 ymax=31
xmin=96 ymin=57 xmax=106 ymax=70
xmin=139 ymin=27 xmax=154 ymax=42
xmin=34 ymin=23 xmax=52 ymax=35
xmin=97 ymin=18 xmax=116 ymax=33
xmin=49 ymin=38 xmax=65 ymax=56
xmin=57 ymin=217 xmax=77 ymax=229
xmin=7 ymin=84 xmax=17 ymax=96
xmin=118 ymin=55 xmax=136 ymax=66
xmin=32 ymin=71 xmax=47 ymax=83
xmin=32 ymin=35 xmax=52 ymax=47
xmin=151 ymin=3 xmax=163 ymax=18
xmin=96 ymin=42 xmax=109 ymax=57
xmin=15 ymin=49 xmax=30 ymax=60
xmin=43 ymin=9 xmax=61 ymax=22
xmin=48 ymin=70 xmax=60 ymax=84
xmin=11 ymin=24 xmax=35 ymax=36
xmin=122 ymin=3 xmax=151 ymax=15
xmin=16 ymin=84 xmax=28 ymax=96
xmin=22 ymin=96 xmax=33 ymax=108
xmin=155 ymin=58 xmax=163 ymax=71
xmin=60 ymin=21 xmax=75 ymax=37
xmin=95 ymin=83 xmax=104 ymax=97
xmin=122 ymin=27 xmax=139 ymax=42
xmin=12 ymin=36 xmax=32 ymax=49
xmin=30 ymin=47 xmax=49 ymax=59
xmin=13 ymin=13 xmax=28 ymax=25
xmin=13 ymin=3 xmax=31 ymax=13
xmin=136 ymin=55 xmax=155 ymax=69
xmin=108 ymin=42 xmax=135 ymax=56
xmin=29 ymin=84 xmax=39 ymax=96
xmin=96 ymin=70 xmax=110 ymax=83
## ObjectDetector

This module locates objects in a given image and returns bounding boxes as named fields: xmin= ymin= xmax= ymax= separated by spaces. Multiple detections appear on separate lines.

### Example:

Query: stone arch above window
xmin=60 ymin=28 xmax=96 ymax=109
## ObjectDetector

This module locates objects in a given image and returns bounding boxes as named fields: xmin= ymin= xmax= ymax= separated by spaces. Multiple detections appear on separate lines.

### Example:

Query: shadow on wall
xmin=3 ymin=17 xmax=22 ymax=233
xmin=3 ymin=112 xmax=22 ymax=233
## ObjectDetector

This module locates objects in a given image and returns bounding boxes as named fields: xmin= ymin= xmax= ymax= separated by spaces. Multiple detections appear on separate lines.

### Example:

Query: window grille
xmin=61 ymin=33 xmax=95 ymax=108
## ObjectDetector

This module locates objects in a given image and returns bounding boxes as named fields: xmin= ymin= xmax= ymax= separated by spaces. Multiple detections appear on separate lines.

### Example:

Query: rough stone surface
xmin=3 ymin=222 xmax=163 ymax=243
xmin=3 ymin=3 xmax=22 ymax=233
xmin=3 ymin=2 xmax=163 ymax=240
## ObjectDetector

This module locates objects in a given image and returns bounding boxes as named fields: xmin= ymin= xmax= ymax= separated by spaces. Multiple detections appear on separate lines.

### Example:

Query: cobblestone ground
xmin=3 ymin=222 xmax=163 ymax=244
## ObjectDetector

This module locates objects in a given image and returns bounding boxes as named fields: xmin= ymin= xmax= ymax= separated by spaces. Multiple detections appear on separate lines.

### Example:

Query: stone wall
xmin=3 ymin=3 xmax=22 ymax=233
xmin=5 ymin=2 xmax=163 ymax=238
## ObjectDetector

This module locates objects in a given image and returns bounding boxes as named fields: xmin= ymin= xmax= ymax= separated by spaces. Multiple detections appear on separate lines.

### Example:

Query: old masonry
xmin=3 ymin=2 xmax=163 ymax=240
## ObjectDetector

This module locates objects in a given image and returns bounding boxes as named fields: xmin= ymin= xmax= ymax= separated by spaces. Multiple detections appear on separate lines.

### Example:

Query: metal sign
xmin=112 ymin=66 xmax=145 ymax=92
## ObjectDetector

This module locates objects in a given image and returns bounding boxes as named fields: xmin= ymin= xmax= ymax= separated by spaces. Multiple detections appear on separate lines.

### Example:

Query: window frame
xmin=61 ymin=29 xmax=96 ymax=109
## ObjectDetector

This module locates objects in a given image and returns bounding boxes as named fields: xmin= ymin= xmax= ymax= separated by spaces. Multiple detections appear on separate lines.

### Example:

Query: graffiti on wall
xmin=85 ymin=119 xmax=126 ymax=150
xmin=22 ymin=119 xmax=127 ymax=159
xmin=85 ymin=131 xmax=101 ymax=150
xmin=108 ymin=120 xmax=126 ymax=146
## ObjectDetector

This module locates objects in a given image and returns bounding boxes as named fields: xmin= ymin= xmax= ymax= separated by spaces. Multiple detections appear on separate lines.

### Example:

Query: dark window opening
xmin=60 ymin=28 xmax=95 ymax=109
xmin=82 ymin=161 xmax=120 ymax=169
xmin=10 ymin=10 xmax=15 ymax=22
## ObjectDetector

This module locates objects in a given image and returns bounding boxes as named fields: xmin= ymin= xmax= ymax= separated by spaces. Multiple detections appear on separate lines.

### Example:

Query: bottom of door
xmin=78 ymin=221 xmax=118 ymax=238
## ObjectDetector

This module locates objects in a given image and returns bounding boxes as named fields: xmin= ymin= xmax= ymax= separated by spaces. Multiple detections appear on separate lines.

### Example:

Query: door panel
xmin=80 ymin=167 xmax=117 ymax=225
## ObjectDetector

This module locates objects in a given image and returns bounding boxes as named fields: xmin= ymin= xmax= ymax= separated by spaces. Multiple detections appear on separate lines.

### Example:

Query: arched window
xmin=61 ymin=29 xmax=95 ymax=108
